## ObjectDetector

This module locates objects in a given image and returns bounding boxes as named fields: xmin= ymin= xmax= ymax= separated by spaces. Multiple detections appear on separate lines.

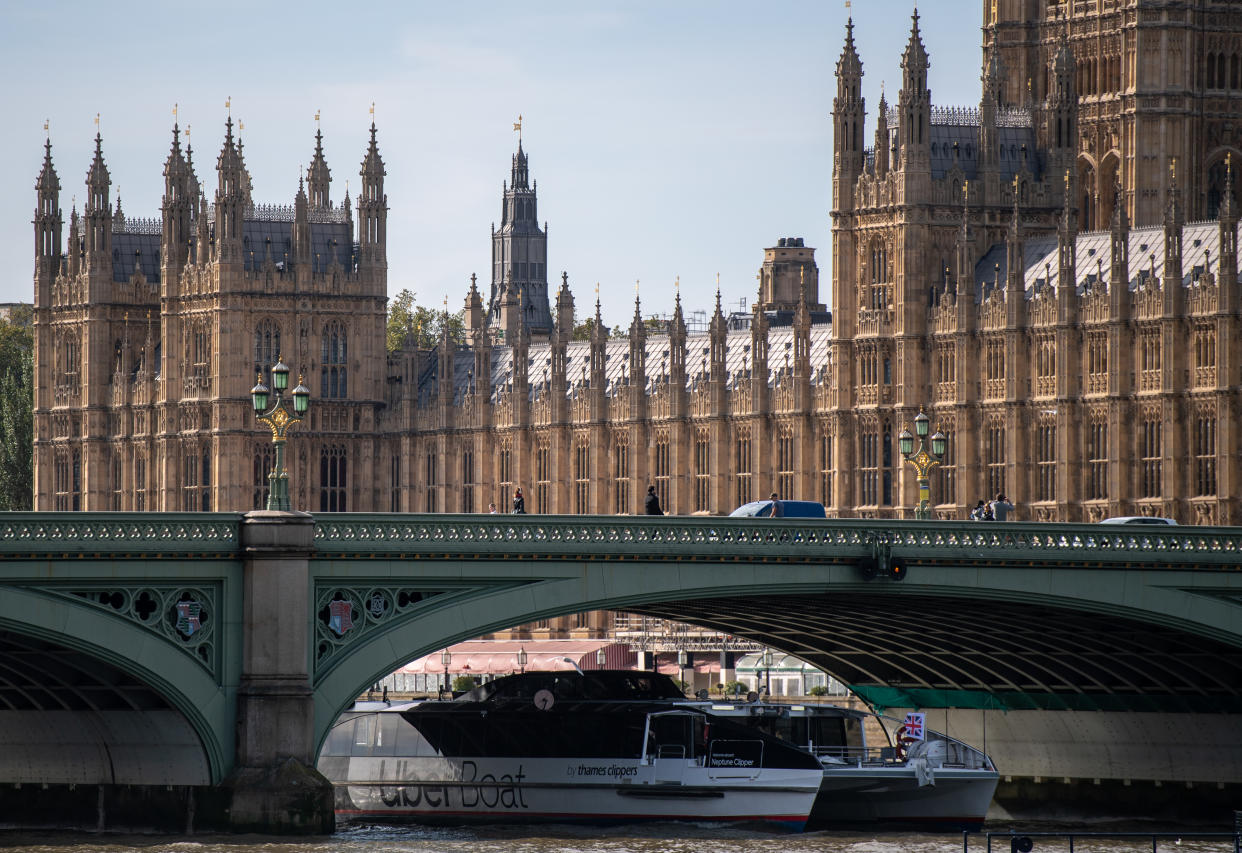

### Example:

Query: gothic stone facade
xmin=31 ymin=2 xmax=1242 ymax=525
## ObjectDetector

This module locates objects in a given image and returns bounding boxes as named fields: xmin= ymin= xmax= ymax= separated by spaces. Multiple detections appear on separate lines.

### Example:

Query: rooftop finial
xmin=514 ymin=113 xmax=523 ymax=146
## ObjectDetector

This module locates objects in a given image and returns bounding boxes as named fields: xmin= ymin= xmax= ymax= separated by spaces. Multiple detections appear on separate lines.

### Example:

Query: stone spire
xmin=307 ymin=126 xmax=331 ymax=209
xmin=358 ymin=118 xmax=387 ymax=267
xmin=1220 ymin=156 xmax=1238 ymax=297
xmin=214 ymin=117 xmax=246 ymax=260
xmin=628 ymin=289 xmax=647 ymax=386
xmin=669 ymin=285 xmax=687 ymax=387
xmin=833 ymin=15 xmax=865 ymax=211
xmin=161 ymin=123 xmax=193 ymax=274
xmin=34 ymin=134 xmax=62 ymax=306
xmin=709 ymin=286 xmax=727 ymax=382
xmin=874 ymin=88 xmax=890 ymax=178
xmin=84 ymin=132 xmax=112 ymax=275
xmin=292 ymin=176 xmax=311 ymax=267
xmin=1163 ymin=159 xmax=1185 ymax=309
xmin=898 ymin=7 xmax=931 ymax=169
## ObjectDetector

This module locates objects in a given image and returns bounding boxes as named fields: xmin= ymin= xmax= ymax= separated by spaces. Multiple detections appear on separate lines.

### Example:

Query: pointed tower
xmin=979 ymin=50 xmax=1004 ymax=179
xmin=1163 ymin=159 xmax=1185 ymax=316
xmin=550 ymin=273 xmax=572 ymax=410
xmin=34 ymin=136 xmax=62 ymax=308
xmin=1109 ymin=177 xmax=1131 ymax=312
xmin=214 ymin=117 xmax=246 ymax=263
xmin=292 ymin=176 xmax=311 ymax=268
xmin=669 ymin=287 xmax=687 ymax=390
xmin=1046 ymin=25 xmax=1078 ymax=193
xmin=67 ymin=203 xmax=81 ymax=278
xmin=628 ymin=292 xmax=647 ymax=387
xmin=874 ymin=89 xmax=890 ymax=179
xmin=83 ymin=133 xmax=113 ymax=286
xmin=489 ymin=139 xmax=553 ymax=337
xmin=1220 ymin=156 xmax=1238 ymax=298
xmin=897 ymin=8 xmax=932 ymax=173
xmin=160 ymin=124 xmax=194 ymax=285
xmin=307 ymin=127 xmax=332 ymax=209
xmin=357 ymin=119 xmax=388 ymax=285
xmin=833 ymin=15 xmax=865 ymax=213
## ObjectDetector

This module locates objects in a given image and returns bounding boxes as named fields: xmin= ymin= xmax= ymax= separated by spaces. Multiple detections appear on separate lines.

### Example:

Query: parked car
xmin=729 ymin=500 xmax=827 ymax=519
xmin=1098 ymin=516 xmax=1178 ymax=525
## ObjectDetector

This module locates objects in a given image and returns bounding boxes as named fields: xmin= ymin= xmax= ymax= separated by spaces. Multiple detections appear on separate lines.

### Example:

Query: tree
xmin=386 ymin=289 xmax=417 ymax=353
xmin=0 ymin=314 xmax=33 ymax=510
xmin=387 ymin=289 xmax=466 ymax=352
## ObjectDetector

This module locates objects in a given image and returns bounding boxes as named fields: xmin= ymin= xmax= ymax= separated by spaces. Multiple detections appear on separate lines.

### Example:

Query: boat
xmin=318 ymin=669 xmax=825 ymax=829
xmin=691 ymin=697 xmax=999 ymax=830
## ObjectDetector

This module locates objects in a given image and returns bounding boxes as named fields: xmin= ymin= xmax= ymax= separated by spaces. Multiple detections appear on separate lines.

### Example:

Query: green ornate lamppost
xmin=250 ymin=356 xmax=310 ymax=512
xmin=899 ymin=411 xmax=947 ymax=520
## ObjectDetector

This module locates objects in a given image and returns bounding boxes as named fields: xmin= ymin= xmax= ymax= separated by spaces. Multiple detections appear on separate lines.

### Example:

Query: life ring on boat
xmin=893 ymin=724 xmax=919 ymax=761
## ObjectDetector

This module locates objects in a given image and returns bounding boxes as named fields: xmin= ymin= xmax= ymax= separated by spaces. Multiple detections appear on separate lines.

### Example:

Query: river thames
xmin=0 ymin=824 xmax=1236 ymax=853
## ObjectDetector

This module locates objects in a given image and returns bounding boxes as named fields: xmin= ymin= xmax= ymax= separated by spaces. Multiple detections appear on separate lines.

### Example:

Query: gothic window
xmin=462 ymin=447 xmax=475 ymax=513
xmin=320 ymin=444 xmax=348 ymax=512
xmin=54 ymin=449 xmax=74 ymax=511
xmin=819 ymin=429 xmax=833 ymax=507
xmin=654 ymin=431 xmax=670 ymax=512
xmin=931 ymin=424 xmax=956 ymax=507
xmin=1139 ymin=417 xmax=1162 ymax=499
xmin=1035 ymin=336 xmax=1056 ymax=395
xmin=1086 ymin=418 xmax=1108 ymax=501
xmin=536 ymin=441 xmax=551 ymax=513
xmin=111 ymin=452 xmax=123 ymax=511
xmin=573 ymin=435 xmax=590 ymax=514
xmin=614 ymin=436 xmax=631 ymax=514
xmin=321 ymin=321 xmax=348 ymax=398
xmin=986 ymin=420 xmax=1006 ymax=499
xmin=1086 ymin=334 xmax=1108 ymax=393
xmin=865 ymin=240 xmax=890 ymax=310
xmin=777 ymin=428 xmax=794 ymax=501
xmin=934 ymin=344 xmax=955 ymax=387
xmin=694 ymin=428 xmax=711 ymax=513
xmin=253 ymin=319 xmax=281 ymax=387
xmin=57 ymin=331 xmax=80 ymax=388
xmin=859 ymin=427 xmax=878 ymax=506
xmin=1194 ymin=413 xmax=1217 ymax=497
xmin=423 ymin=451 xmax=436 ymax=513
xmin=253 ymin=445 xmax=273 ymax=510
xmin=183 ymin=450 xmax=200 ymax=511
xmin=1139 ymin=331 xmax=1161 ymax=389
xmin=191 ymin=319 xmax=210 ymax=383
xmin=499 ymin=438 xmax=512 ymax=498
xmin=1036 ymin=423 xmax=1057 ymax=503
xmin=1193 ymin=327 xmax=1217 ymax=386
xmin=390 ymin=454 xmax=401 ymax=512
xmin=881 ymin=423 xmax=892 ymax=506
xmin=135 ymin=456 xmax=146 ymax=512
xmin=985 ymin=339 xmax=1005 ymax=386
xmin=735 ymin=426 xmax=752 ymax=507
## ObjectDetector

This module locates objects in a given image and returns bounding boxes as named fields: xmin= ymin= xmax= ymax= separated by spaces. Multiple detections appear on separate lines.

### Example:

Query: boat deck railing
xmin=966 ymin=830 xmax=1241 ymax=852
xmin=814 ymin=742 xmax=994 ymax=771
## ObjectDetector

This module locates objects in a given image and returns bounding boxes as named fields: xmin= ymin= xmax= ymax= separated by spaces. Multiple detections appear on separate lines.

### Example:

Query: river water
xmin=0 ymin=823 xmax=1235 ymax=853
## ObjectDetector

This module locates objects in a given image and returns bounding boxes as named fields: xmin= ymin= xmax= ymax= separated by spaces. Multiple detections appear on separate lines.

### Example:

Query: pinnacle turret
xmin=307 ymin=126 xmax=331 ymax=208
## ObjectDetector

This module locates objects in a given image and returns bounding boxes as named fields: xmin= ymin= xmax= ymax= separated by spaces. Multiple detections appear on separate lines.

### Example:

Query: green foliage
xmin=451 ymin=675 xmax=477 ymax=693
xmin=571 ymin=316 xmax=599 ymax=341
xmin=0 ymin=313 xmax=33 ymax=511
xmin=723 ymin=680 xmax=746 ymax=697
xmin=807 ymin=685 xmax=829 ymax=697
xmin=387 ymin=289 xmax=466 ymax=352
xmin=386 ymin=289 xmax=417 ymax=353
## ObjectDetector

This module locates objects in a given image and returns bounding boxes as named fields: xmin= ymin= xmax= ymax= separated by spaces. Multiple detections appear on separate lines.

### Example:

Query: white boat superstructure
xmin=318 ymin=672 xmax=824 ymax=830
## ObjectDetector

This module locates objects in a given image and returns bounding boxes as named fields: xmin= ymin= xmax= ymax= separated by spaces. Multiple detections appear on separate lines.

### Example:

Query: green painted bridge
xmin=0 ymin=510 xmax=1240 ymax=830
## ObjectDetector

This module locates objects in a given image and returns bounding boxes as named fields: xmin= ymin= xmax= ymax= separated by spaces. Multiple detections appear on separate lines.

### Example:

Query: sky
xmin=0 ymin=1 xmax=982 ymax=332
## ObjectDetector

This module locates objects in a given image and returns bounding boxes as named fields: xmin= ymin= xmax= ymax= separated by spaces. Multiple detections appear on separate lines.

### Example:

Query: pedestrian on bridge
xmin=991 ymin=493 xmax=1014 ymax=521
xmin=645 ymin=485 xmax=663 ymax=515
xmin=513 ymin=488 xmax=526 ymax=514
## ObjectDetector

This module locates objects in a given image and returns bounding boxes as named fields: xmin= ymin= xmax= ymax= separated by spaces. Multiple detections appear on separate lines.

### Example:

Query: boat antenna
xmin=560 ymin=657 xmax=585 ymax=675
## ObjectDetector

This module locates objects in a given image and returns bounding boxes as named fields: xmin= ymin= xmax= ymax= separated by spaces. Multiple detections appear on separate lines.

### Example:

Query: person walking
xmin=488 ymin=502 xmax=497 ymax=514
xmin=990 ymin=493 xmax=1014 ymax=521
xmin=970 ymin=500 xmax=989 ymax=521
xmin=512 ymin=488 xmax=526 ymax=514
xmin=644 ymin=485 xmax=663 ymax=515
xmin=769 ymin=491 xmax=784 ymax=518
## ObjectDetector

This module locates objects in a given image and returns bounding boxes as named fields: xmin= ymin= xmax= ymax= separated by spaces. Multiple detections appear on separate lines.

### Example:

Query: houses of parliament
xmin=31 ymin=1 xmax=1242 ymax=529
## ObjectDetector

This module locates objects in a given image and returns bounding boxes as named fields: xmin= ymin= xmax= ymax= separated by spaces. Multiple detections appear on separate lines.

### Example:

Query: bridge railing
xmin=311 ymin=514 xmax=1242 ymax=567
xmin=0 ymin=513 xmax=1238 ymax=568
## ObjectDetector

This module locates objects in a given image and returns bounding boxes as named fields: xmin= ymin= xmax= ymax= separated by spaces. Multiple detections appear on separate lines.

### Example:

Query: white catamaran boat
xmin=688 ymin=698 xmax=999 ymax=829
xmin=318 ymin=670 xmax=824 ymax=829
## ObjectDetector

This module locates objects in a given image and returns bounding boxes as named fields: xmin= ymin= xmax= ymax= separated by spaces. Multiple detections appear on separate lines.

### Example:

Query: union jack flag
xmin=904 ymin=712 xmax=926 ymax=741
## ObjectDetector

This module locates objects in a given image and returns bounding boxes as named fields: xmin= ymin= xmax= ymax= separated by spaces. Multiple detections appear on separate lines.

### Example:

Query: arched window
xmin=253 ymin=319 xmax=281 ymax=387
xmin=321 ymin=321 xmax=348 ymax=398
xmin=320 ymin=444 xmax=348 ymax=512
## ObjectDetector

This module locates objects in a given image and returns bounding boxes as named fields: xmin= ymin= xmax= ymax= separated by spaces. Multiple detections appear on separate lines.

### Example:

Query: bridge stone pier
xmin=0 ymin=510 xmax=1240 ymax=832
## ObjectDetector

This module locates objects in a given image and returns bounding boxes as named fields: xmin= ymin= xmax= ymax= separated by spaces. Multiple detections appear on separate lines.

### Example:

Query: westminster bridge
xmin=0 ymin=510 xmax=1239 ymax=831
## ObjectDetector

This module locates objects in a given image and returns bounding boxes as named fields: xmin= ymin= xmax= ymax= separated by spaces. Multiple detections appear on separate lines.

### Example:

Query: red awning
xmin=397 ymin=640 xmax=635 ymax=675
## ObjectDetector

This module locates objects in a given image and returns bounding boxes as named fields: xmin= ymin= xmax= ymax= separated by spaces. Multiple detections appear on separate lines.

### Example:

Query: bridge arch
xmin=0 ymin=585 xmax=233 ymax=784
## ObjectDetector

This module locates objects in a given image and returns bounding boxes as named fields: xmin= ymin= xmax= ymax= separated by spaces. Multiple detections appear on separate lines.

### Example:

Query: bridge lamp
xmin=761 ymin=648 xmax=773 ymax=697
xmin=516 ymin=646 xmax=527 ymax=674
xmin=677 ymin=649 xmax=689 ymax=692
xmin=596 ymin=647 xmax=608 ymax=669
xmin=251 ymin=355 xmax=310 ymax=512
xmin=899 ymin=410 xmax=947 ymax=520
xmin=441 ymin=649 xmax=452 ymax=693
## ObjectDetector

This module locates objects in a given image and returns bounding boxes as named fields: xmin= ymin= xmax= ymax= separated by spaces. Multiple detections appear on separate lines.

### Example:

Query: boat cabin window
xmin=320 ymin=713 xmax=440 ymax=759
xmin=648 ymin=713 xmax=706 ymax=760
xmin=809 ymin=715 xmax=864 ymax=752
